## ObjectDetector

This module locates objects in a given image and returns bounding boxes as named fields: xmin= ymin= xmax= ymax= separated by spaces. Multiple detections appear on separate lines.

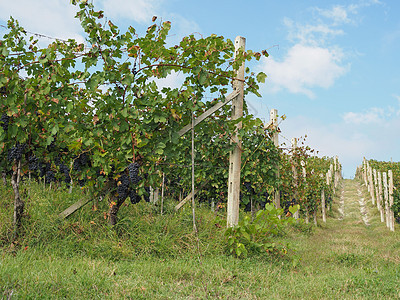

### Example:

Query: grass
xmin=1 ymin=178 xmax=400 ymax=299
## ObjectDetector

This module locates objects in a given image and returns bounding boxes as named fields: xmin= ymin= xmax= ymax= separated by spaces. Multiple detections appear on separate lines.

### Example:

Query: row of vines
xmin=359 ymin=158 xmax=400 ymax=231
xmin=0 ymin=1 xmax=342 ymax=244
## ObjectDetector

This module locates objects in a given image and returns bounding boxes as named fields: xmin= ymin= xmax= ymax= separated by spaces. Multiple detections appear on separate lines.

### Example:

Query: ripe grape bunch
xmin=59 ymin=164 xmax=71 ymax=184
xmin=117 ymin=174 xmax=130 ymax=200
xmin=45 ymin=170 xmax=55 ymax=184
xmin=28 ymin=155 xmax=39 ymax=171
xmin=73 ymin=152 xmax=90 ymax=171
xmin=128 ymin=162 xmax=140 ymax=185
xmin=129 ymin=189 xmax=140 ymax=204
xmin=7 ymin=143 xmax=26 ymax=162
xmin=0 ymin=114 xmax=10 ymax=132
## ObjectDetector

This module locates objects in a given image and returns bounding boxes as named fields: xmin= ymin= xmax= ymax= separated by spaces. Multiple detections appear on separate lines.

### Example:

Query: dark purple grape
xmin=0 ymin=114 xmax=10 ymax=132
xmin=127 ymin=162 xmax=140 ymax=185
xmin=129 ymin=189 xmax=140 ymax=204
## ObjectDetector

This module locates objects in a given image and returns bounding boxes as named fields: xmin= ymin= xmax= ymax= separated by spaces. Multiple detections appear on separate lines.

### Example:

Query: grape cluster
xmin=144 ymin=186 xmax=150 ymax=202
xmin=73 ymin=153 xmax=91 ymax=171
xmin=129 ymin=189 xmax=140 ymax=204
xmin=117 ymin=174 xmax=130 ymax=200
xmin=127 ymin=162 xmax=140 ymax=185
xmin=39 ymin=162 xmax=51 ymax=178
xmin=59 ymin=164 xmax=71 ymax=184
xmin=0 ymin=114 xmax=10 ymax=132
xmin=28 ymin=155 xmax=39 ymax=171
xmin=7 ymin=143 xmax=26 ymax=162
xmin=45 ymin=170 xmax=55 ymax=184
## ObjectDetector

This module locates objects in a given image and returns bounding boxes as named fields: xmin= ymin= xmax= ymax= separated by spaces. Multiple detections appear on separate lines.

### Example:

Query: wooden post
xmin=270 ymin=109 xmax=279 ymax=146
xmin=301 ymin=160 xmax=309 ymax=223
xmin=227 ymin=36 xmax=245 ymax=228
xmin=153 ymin=188 xmax=160 ymax=204
xmin=329 ymin=164 xmax=334 ymax=194
xmin=335 ymin=156 xmax=340 ymax=189
xmin=383 ymin=172 xmax=390 ymax=228
xmin=161 ymin=173 xmax=165 ymax=215
xmin=321 ymin=187 xmax=326 ymax=223
xmin=368 ymin=164 xmax=375 ymax=205
xmin=373 ymin=169 xmax=378 ymax=209
xmin=365 ymin=161 xmax=370 ymax=193
xmin=388 ymin=170 xmax=395 ymax=232
xmin=378 ymin=171 xmax=384 ymax=223
xmin=362 ymin=158 xmax=367 ymax=186
xmin=291 ymin=138 xmax=299 ymax=220
xmin=270 ymin=109 xmax=280 ymax=210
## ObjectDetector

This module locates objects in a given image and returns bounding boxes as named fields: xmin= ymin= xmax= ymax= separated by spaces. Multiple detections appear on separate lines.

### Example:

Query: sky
xmin=1 ymin=0 xmax=399 ymax=178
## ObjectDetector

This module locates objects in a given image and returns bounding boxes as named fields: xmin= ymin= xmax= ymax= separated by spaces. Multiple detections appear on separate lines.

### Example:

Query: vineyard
xmin=358 ymin=158 xmax=400 ymax=230
xmin=0 ymin=1 xmax=341 ymax=237
xmin=1 ymin=1 xmax=400 ymax=299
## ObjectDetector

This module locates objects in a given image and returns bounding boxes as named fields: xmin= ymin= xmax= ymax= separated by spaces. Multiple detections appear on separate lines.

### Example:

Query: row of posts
xmin=362 ymin=158 xmax=395 ymax=231
xmin=268 ymin=109 xmax=341 ymax=224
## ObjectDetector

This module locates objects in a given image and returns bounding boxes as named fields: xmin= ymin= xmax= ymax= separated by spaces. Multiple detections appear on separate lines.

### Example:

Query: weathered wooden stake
xmin=378 ymin=171 xmax=384 ymax=222
xmin=227 ymin=36 xmax=245 ymax=228
xmin=321 ymin=187 xmax=326 ymax=223
xmin=161 ymin=173 xmax=165 ymax=215
xmin=291 ymin=138 xmax=299 ymax=220
xmin=301 ymin=160 xmax=309 ymax=223
xmin=383 ymin=172 xmax=390 ymax=228
xmin=373 ymin=168 xmax=378 ymax=210
xmin=269 ymin=109 xmax=280 ymax=210
xmin=368 ymin=164 xmax=375 ymax=205
xmin=388 ymin=170 xmax=395 ymax=232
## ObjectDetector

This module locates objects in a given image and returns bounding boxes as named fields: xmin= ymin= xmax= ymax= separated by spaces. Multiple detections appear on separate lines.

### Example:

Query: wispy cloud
xmin=260 ymin=8 xmax=349 ymax=98
xmin=96 ymin=0 xmax=162 ymax=24
xmin=343 ymin=108 xmax=386 ymax=124
xmin=343 ymin=95 xmax=400 ymax=124
xmin=260 ymin=1 xmax=381 ymax=99
xmin=262 ymin=44 xmax=347 ymax=98
xmin=0 ymin=0 xmax=83 ymax=42
xmin=314 ymin=0 xmax=383 ymax=26
xmin=279 ymin=115 xmax=375 ymax=178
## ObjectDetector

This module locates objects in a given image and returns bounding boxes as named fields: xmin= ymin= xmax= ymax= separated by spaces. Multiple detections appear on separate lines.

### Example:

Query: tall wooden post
xmin=270 ymin=109 xmax=280 ymax=210
xmin=383 ymin=172 xmax=390 ymax=228
xmin=301 ymin=160 xmax=309 ymax=223
xmin=291 ymin=138 xmax=299 ymax=219
xmin=321 ymin=173 xmax=326 ymax=223
xmin=368 ymin=164 xmax=375 ymax=205
xmin=227 ymin=36 xmax=245 ymax=227
xmin=378 ymin=171 xmax=384 ymax=223
xmin=373 ymin=169 xmax=378 ymax=210
xmin=388 ymin=170 xmax=395 ymax=232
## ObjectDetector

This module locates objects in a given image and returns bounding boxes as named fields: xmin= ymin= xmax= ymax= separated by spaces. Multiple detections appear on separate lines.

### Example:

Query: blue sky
xmin=1 ymin=0 xmax=399 ymax=178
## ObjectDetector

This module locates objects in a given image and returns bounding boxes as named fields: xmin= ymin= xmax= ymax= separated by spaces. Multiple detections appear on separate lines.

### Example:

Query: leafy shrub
xmin=225 ymin=204 xmax=299 ymax=263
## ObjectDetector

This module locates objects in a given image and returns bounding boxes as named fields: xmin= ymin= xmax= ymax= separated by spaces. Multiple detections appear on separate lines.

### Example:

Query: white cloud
xmin=0 ymin=0 xmax=83 ymax=43
xmin=278 ymin=113 xmax=400 ymax=178
xmin=261 ymin=44 xmax=347 ymax=98
xmin=314 ymin=1 xmax=382 ymax=26
xmin=317 ymin=5 xmax=352 ymax=25
xmin=343 ymin=97 xmax=400 ymax=124
xmin=284 ymin=17 xmax=344 ymax=46
xmin=165 ymin=14 xmax=201 ymax=45
xmin=154 ymin=70 xmax=185 ymax=91
xmin=343 ymin=107 xmax=386 ymax=124
xmin=94 ymin=1 xmax=200 ymax=45
xmin=96 ymin=0 xmax=161 ymax=24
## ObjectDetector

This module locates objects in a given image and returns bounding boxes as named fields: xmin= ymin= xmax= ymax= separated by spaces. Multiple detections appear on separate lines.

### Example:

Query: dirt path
xmin=341 ymin=178 xmax=370 ymax=225
xmin=295 ymin=178 xmax=399 ymax=272
xmin=284 ymin=178 xmax=400 ymax=298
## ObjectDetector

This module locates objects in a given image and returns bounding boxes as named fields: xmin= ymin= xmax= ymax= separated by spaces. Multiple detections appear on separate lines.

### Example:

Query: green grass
xmin=1 ymin=179 xmax=400 ymax=299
